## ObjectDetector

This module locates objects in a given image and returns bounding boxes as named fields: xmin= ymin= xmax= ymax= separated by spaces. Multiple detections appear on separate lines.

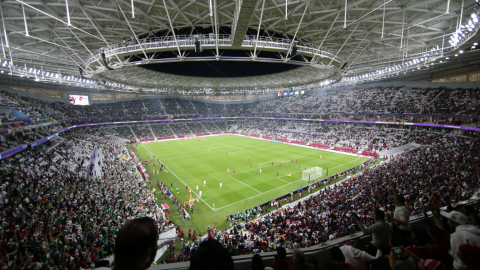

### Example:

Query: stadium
xmin=0 ymin=0 xmax=480 ymax=269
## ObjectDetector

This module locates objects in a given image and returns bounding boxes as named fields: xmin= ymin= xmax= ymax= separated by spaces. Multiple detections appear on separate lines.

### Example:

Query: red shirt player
xmin=277 ymin=171 xmax=279 ymax=177
xmin=226 ymin=152 xmax=227 ymax=155
xmin=296 ymin=159 xmax=298 ymax=163
xmin=305 ymin=167 xmax=307 ymax=170
xmin=250 ymin=164 xmax=252 ymax=168
xmin=299 ymin=164 xmax=301 ymax=168
xmin=234 ymin=168 xmax=235 ymax=174
xmin=291 ymin=160 xmax=293 ymax=164
xmin=280 ymin=163 xmax=281 ymax=167
xmin=272 ymin=162 xmax=273 ymax=166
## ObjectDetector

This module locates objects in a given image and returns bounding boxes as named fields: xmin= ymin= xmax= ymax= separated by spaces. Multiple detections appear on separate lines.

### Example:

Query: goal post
xmin=302 ymin=167 xmax=323 ymax=181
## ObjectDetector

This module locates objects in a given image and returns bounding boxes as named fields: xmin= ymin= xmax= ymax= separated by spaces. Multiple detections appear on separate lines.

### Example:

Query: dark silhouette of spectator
xmin=406 ymin=228 xmax=430 ymax=259
xmin=370 ymin=257 xmax=391 ymax=270
xmin=288 ymin=249 xmax=315 ymax=270
xmin=458 ymin=244 xmax=480 ymax=270
xmin=110 ymin=217 xmax=158 ymax=270
xmin=189 ymin=238 xmax=234 ymax=270
xmin=251 ymin=253 xmax=273 ymax=270
xmin=270 ymin=247 xmax=293 ymax=270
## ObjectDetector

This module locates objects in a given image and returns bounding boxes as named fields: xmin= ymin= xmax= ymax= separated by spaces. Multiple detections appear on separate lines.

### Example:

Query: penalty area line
xmin=216 ymin=157 xmax=365 ymax=211
xmin=228 ymin=175 xmax=263 ymax=194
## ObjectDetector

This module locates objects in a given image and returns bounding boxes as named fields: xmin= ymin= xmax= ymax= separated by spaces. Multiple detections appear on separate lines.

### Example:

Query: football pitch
xmin=136 ymin=135 xmax=368 ymax=234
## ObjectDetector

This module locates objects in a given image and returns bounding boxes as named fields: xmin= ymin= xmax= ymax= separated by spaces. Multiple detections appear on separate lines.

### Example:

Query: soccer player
xmin=280 ymin=163 xmax=281 ymax=167
xmin=176 ymin=187 xmax=179 ymax=194
xmin=291 ymin=160 xmax=293 ymax=164
xmin=320 ymin=155 xmax=322 ymax=159
xmin=170 ymin=182 xmax=173 ymax=187
xmin=305 ymin=167 xmax=307 ymax=170
xmin=296 ymin=159 xmax=298 ymax=163
xmin=164 ymin=170 xmax=167 ymax=175
xmin=196 ymin=196 xmax=199 ymax=202
xmin=299 ymin=163 xmax=301 ymax=168
xmin=249 ymin=157 xmax=250 ymax=160
xmin=204 ymin=180 xmax=206 ymax=186
xmin=250 ymin=164 xmax=252 ymax=168
xmin=260 ymin=168 xmax=262 ymax=174
xmin=227 ymin=168 xmax=230 ymax=173
xmin=220 ymin=183 xmax=222 ymax=189
xmin=226 ymin=152 xmax=227 ymax=156
xmin=272 ymin=162 xmax=273 ymax=166
xmin=196 ymin=186 xmax=198 ymax=192
xmin=233 ymin=168 xmax=235 ymax=174
xmin=153 ymin=168 xmax=155 ymax=174
xmin=277 ymin=171 xmax=279 ymax=177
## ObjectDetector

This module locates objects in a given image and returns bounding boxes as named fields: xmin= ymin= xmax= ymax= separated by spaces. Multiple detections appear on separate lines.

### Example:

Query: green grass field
xmin=135 ymin=135 xmax=368 ymax=235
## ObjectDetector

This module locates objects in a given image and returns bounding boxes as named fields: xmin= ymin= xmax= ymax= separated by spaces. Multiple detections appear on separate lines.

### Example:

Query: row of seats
xmin=1 ymin=87 xmax=479 ymax=125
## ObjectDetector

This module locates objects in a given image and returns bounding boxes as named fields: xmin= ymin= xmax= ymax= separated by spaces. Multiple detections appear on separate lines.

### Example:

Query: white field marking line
xmin=215 ymin=157 xmax=364 ymax=211
xmin=214 ymin=179 xmax=305 ymax=211
xmin=160 ymin=142 xmax=267 ymax=161
xmin=228 ymin=175 xmax=263 ymax=194
xmin=140 ymin=143 xmax=214 ymax=211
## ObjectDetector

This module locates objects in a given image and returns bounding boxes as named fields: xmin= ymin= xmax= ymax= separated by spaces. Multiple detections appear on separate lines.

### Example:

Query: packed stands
xmin=0 ymin=130 xmax=170 ymax=269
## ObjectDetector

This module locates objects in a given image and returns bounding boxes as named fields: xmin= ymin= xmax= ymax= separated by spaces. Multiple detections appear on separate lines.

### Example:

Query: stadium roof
xmin=0 ymin=0 xmax=478 ymax=93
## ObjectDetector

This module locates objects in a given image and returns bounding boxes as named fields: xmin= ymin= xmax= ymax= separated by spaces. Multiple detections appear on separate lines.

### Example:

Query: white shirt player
xmin=227 ymin=168 xmax=230 ymax=173
xmin=203 ymin=181 xmax=206 ymax=187
xmin=220 ymin=183 xmax=222 ymax=189
xmin=260 ymin=169 xmax=262 ymax=174
xmin=196 ymin=186 xmax=198 ymax=191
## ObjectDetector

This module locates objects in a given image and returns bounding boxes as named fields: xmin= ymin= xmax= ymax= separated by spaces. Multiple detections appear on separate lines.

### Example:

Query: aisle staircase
xmin=147 ymin=123 xmax=157 ymax=140
xmin=128 ymin=126 xmax=139 ymax=141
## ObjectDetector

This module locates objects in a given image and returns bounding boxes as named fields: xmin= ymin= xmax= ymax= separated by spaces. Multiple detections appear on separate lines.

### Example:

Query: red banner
xmin=334 ymin=147 xmax=358 ymax=154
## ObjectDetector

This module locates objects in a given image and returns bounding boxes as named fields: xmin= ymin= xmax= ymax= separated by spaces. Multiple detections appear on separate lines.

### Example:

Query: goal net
xmin=302 ymin=167 xmax=323 ymax=181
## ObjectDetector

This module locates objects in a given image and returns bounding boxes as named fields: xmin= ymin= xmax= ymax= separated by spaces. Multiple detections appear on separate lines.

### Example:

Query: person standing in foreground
xmin=270 ymin=247 xmax=293 ymax=270
xmin=352 ymin=209 xmax=391 ymax=256
xmin=440 ymin=210 xmax=480 ymax=270
xmin=97 ymin=217 xmax=158 ymax=270
xmin=189 ymin=238 xmax=233 ymax=270
xmin=386 ymin=182 xmax=411 ymax=242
